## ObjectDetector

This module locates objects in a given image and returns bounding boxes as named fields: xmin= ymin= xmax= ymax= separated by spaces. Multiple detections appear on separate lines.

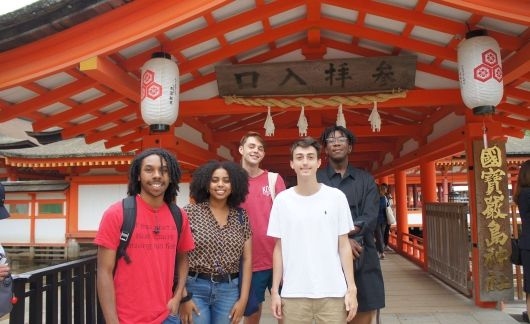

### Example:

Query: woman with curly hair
xmin=516 ymin=160 xmax=530 ymax=322
xmin=178 ymin=160 xmax=252 ymax=324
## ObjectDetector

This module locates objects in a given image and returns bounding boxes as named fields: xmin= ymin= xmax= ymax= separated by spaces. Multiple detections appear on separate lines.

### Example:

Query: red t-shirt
xmin=240 ymin=171 xmax=286 ymax=271
xmin=94 ymin=195 xmax=194 ymax=324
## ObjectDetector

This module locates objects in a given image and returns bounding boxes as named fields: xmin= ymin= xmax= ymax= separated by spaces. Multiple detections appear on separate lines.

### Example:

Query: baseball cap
xmin=0 ymin=183 xmax=10 ymax=220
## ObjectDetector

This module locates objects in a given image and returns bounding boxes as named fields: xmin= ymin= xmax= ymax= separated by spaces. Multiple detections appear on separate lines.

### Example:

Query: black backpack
xmin=114 ymin=196 xmax=183 ymax=285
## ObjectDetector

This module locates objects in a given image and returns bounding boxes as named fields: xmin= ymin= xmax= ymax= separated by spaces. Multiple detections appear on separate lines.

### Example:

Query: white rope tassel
xmin=264 ymin=106 xmax=275 ymax=136
xmin=297 ymin=105 xmax=308 ymax=137
xmin=368 ymin=101 xmax=381 ymax=132
xmin=336 ymin=104 xmax=346 ymax=127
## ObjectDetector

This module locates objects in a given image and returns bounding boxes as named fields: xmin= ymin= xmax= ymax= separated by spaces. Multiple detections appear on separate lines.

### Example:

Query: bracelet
xmin=180 ymin=292 xmax=193 ymax=304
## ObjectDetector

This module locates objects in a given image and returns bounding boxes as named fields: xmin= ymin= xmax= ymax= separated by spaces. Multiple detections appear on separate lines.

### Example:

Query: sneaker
xmin=523 ymin=311 xmax=529 ymax=323
xmin=380 ymin=253 xmax=385 ymax=260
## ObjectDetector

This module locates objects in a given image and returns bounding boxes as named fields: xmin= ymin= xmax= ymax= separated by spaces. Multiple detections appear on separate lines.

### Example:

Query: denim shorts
xmin=249 ymin=269 xmax=273 ymax=304
xmin=175 ymin=275 xmax=239 ymax=324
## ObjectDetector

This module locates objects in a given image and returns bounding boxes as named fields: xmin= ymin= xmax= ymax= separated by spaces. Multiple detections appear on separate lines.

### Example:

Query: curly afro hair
xmin=190 ymin=160 xmax=249 ymax=207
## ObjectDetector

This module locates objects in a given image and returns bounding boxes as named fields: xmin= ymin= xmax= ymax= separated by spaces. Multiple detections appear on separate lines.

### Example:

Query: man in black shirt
xmin=317 ymin=126 xmax=385 ymax=324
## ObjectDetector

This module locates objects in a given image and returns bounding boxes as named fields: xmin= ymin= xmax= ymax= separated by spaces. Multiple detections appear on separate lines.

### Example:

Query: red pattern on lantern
xmin=141 ymin=69 xmax=163 ymax=100
xmin=473 ymin=49 xmax=502 ymax=83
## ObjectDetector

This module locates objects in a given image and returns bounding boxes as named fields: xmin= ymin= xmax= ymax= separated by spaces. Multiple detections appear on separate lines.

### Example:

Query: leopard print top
xmin=184 ymin=202 xmax=252 ymax=274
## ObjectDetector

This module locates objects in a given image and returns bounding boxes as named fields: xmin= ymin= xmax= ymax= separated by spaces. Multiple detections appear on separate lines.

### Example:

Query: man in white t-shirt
xmin=267 ymin=137 xmax=357 ymax=323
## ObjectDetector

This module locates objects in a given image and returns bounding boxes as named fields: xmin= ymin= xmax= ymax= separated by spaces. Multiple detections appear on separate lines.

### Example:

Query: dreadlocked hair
xmin=190 ymin=160 xmax=249 ymax=208
xmin=127 ymin=148 xmax=182 ymax=205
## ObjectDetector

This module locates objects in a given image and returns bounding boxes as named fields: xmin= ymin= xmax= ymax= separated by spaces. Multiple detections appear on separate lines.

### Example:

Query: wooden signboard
xmin=473 ymin=140 xmax=514 ymax=301
xmin=216 ymin=56 xmax=416 ymax=96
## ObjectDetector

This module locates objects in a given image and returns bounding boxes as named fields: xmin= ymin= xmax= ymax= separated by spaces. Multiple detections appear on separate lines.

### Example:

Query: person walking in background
xmin=317 ymin=126 xmax=385 ymax=324
xmin=238 ymin=132 xmax=286 ymax=323
xmin=375 ymin=184 xmax=389 ymax=260
xmin=515 ymin=160 xmax=530 ymax=322
xmin=95 ymin=148 xmax=195 ymax=324
xmin=268 ymin=137 xmax=357 ymax=323
xmin=383 ymin=189 xmax=394 ymax=250
xmin=0 ymin=183 xmax=11 ymax=281
xmin=179 ymin=160 xmax=252 ymax=324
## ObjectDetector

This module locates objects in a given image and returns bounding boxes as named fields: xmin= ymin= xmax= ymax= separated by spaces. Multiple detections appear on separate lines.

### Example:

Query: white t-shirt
xmin=267 ymin=184 xmax=354 ymax=298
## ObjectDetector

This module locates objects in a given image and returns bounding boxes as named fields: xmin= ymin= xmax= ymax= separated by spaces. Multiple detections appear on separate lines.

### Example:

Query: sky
xmin=0 ymin=0 xmax=40 ymax=15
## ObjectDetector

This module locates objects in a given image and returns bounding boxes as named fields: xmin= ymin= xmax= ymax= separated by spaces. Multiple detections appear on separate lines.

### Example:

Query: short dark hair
xmin=515 ymin=159 xmax=530 ymax=203
xmin=290 ymin=137 xmax=321 ymax=160
xmin=127 ymin=148 xmax=181 ymax=205
xmin=240 ymin=131 xmax=265 ymax=148
xmin=320 ymin=125 xmax=356 ymax=146
xmin=190 ymin=160 xmax=249 ymax=207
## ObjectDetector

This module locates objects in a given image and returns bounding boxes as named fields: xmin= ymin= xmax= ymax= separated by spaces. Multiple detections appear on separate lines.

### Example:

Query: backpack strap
xmin=116 ymin=196 xmax=136 ymax=267
xmin=168 ymin=203 xmax=183 ymax=245
xmin=267 ymin=172 xmax=278 ymax=200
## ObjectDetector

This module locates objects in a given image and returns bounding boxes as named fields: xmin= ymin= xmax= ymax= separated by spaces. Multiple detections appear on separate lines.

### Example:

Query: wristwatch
xmin=180 ymin=292 xmax=193 ymax=304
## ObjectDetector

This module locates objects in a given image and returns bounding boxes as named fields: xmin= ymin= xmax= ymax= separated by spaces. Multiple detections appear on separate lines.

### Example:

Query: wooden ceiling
xmin=0 ymin=0 xmax=528 ymax=177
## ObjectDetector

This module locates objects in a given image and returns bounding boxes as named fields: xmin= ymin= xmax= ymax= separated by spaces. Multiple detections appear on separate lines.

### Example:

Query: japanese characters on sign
xmin=215 ymin=56 xmax=416 ymax=97
xmin=473 ymin=141 xmax=513 ymax=301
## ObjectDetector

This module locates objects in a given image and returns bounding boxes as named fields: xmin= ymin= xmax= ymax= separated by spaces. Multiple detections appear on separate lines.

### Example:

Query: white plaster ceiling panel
xmin=373 ymin=0 xmax=418 ymax=10
xmin=427 ymin=112 xmax=465 ymax=143
xmin=268 ymin=5 xmax=306 ymax=28
xmin=440 ymin=60 xmax=458 ymax=72
xmin=399 ymin=50 xmax=435 ymax=64
xmin=121 ymin=114 xmax=138 ymax=122
xmin=98 ymin=101 xmax=127 ymax=113
xmin=400 ymin=138 xmax=419 ymax=156
xmin=38 ymin=102 xmax=70 ymax=116
xmin=118 ymin=38 xmax=160 ymax=59
xmin=415 ymin=70 xmax=459 ymax=89
xmin=321 ymin=3 xmax=358 ymax=24
xmin=274 ymin=32 xmax=306 ymax=47
xmin=164 ymin=17 xmax=208 ymax=40
xmin=477 ymin=17 xmax=528 ymax=36
xmin=217 ymin=146 xmax=233 ymax=161
xmin=358 ymin=39 xmax=394 ymax=54
xmin=236 ymin=45 xmax=271 ymax=62
xmin=423 ymin=2 xmax=472 ymax=23
xmin=410 ymin=26 xmax=454 ymax=47
xmin=180 ymin=80 xmax=219 ymax=100
xmin=180 ymin=39 xmax=221 ymax=60
xmin=383 ymin=152 xmax=394 ymax=165
xmin=180 ymin=73 xmax=194 ymax=84
xmin=198 ymin=64 xmax=216 ymax=76
xmin=69 ymin=88 xmax=104 ymax=103
xmin=324 ymin=48 xmax=360 ymax=60
xmin=0 ymin=86 xmax=38 ymax=104
xmin=212 ymin=0 xmax=256 ymax=22
xmin=224 ymin=21 xmax=264 ymax=44
xmin=265 ymin=49 xmax=305 ymax=63
xmin=517 ymin=82 xmax=530 ymax=92
xmin=70 ymin=115 xmax=96 ymax=125
xmin=96 ymin=123 xmax=117 ymax=132
xmin=321 ymin=29 xmax=353 ymax=44
xmin=34 ymin=72 xmax=76 ymax=90
xmin=174 ymin=124 xmax=208 ymax=150
xmin=364 ymin=14 xmax=406 ymax=35
xmin=505 ymin=98 xmax=523 ymax=106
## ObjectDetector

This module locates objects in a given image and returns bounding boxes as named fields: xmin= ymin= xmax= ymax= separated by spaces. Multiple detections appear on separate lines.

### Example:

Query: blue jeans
xmin=162 ymin=313 xmax=179 ymax=324
xmin=176 ymin=275 xmax=240 ymax=324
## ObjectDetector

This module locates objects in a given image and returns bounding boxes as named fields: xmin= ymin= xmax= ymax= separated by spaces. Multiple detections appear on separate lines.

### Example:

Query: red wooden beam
xmin=434 ymin=0 xmax=530 ymax=25
xmin=503 ymin=43 xmax=530 ymax=85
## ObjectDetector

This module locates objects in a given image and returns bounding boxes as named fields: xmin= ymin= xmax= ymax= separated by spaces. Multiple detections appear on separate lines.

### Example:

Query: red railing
xmin=389 ymin=227 xmax=425 ymax=267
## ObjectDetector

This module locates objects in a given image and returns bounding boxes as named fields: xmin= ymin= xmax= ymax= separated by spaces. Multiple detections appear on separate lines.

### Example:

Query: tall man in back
xmin=317 ymin=126 xmax=385 ymax=324
xmin=95 ymin=148 xmax=195 ymax=324
xmin=239 ymin=131 xmax=286 ymax=323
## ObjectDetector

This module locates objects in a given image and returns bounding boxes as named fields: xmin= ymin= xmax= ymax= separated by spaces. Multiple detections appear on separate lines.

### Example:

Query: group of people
xmin=95 ymin=125 xmax=385 ymax=324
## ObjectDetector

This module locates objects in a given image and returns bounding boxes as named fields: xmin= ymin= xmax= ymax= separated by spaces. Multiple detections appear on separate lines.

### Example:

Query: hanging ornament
xmin=368 ymin=101 xmax=381 ymax=132
xmin=482 ymin=121 xmax=488 ymax=149
xmin=140 ymin=52 xmax=180 ymax=132
xmin=264 ymin=106 xmax=275 ymax=136
xmin=457 ymin=30 xmax=503 ymax=115
xmin=336 ymin=104 xmax=346 ymax=128
xmin=297 ymin=105 xmax=308 ymax=137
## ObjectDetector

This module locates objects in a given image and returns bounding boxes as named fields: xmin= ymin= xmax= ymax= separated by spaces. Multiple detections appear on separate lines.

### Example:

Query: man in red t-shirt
xmin=95 ymin=148 xmax=194 ymax=324
xmin=239 ymin=132 xmax=286 ymax=324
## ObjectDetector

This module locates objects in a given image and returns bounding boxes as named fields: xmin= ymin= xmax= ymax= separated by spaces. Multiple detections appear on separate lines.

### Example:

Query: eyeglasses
xmin=325 ymin=137 xmax=348 ymax=144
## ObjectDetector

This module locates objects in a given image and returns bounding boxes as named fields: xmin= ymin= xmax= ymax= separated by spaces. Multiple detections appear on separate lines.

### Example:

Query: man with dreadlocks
xmin=95 ymin=148 xmax=195 ymax=324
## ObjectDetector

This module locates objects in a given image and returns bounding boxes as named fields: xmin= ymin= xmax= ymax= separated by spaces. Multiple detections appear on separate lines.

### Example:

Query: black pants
xmin=383 ymin=223 xmax=390 ymax=247
xmin=375 ymin=223 xmax=386 ymax=253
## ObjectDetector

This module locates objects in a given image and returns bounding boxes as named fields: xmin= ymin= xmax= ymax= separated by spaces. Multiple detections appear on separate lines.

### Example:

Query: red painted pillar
xmin=380 ymin=176 xmax=389 ymax=185
xmin=395 ymin=170 xmax=408 ymax=253
xmin=420 ymin=160 xmax=437 ymax=271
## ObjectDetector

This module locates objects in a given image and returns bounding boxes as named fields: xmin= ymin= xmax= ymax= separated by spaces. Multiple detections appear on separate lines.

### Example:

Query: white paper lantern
xmin=140 ymin=52 xmax=179 ymax=132
xmin=457 ymin=30 xmax=503 ymax=115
